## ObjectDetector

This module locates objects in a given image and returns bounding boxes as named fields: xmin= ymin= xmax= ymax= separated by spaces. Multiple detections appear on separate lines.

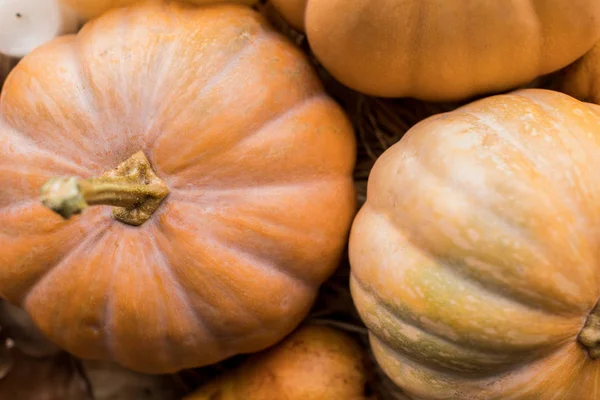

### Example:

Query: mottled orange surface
xmin=350 ymin=89 xmax=600 ymax=399
xmin=0 ymin=1 xmax=356 ymax=374
xmin=185 ymin=325 xmax=368 ymax=400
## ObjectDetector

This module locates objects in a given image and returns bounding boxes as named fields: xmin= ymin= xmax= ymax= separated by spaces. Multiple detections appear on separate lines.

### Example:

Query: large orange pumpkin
xmin=349 ymin=88 xmax=600 ymax=399
xmin=270 ymin=0 xmax=600 ymax=101
xmin=0 ymin=0 xmax=356 ymax=374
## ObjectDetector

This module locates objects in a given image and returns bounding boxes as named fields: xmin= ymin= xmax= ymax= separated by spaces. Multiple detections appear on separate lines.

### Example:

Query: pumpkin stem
xmin=578 ymin=301 xmax=600 ymax=359
xmin=39 ymin=151 xmax=169 ymax=226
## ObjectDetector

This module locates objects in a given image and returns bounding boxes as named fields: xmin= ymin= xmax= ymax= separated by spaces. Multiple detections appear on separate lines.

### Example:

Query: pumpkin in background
xmin=0 ymin=0 xmax=356 ymax=374
xmin=349 ymin=88 xmax=600 ymax=399
xmin=558 ymin=41 xmax=600 ymax=105
xmin=184 ymin=324 xmax=368 ymax=400
xmin=61 ymin=0 xmax=259 ymax=21
xmin=270 ymin=0 xmax=600 ymax=101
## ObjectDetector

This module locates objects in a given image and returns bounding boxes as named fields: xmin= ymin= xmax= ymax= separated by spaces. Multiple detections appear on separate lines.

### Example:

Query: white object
xmin=0 ymin=0 xmax=79 ymax=58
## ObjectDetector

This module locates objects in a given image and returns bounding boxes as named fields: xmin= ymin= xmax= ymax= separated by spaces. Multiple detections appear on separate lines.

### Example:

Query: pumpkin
xmin=558 ymin=40 xmax=600 ymax=105
xmin=349 ymin=88 xmax=600 ymax=399
xmin=184 ymin=324 xmax=368 ymax=400
xmin=61 ymin=0 xmax=259 ymax=21
xmin=270 ymin=0 xmax=600 ymax=101
xmin=0 ymin=0 xmax=356 ymax=374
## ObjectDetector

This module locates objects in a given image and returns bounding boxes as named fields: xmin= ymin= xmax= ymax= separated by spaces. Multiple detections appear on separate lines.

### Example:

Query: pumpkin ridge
xmin=369 ymin=329 xmax=542 ymax=382
xmin=69 ymin=33 xmax=104 ymax=139
xmin=172 ymin=175 xmax=345 ymax=197
xmin=350 ymin=275 xmax=540 ymax=373
xmin=168 ymin=93 xmax=324 ymax=181
xmin=350 ymin=263 xmax=574 ymax=356
xmin=512 ymin=91 xmax=600 ymax=203
xmin=450 ymin=110 xmax=596 ymax=305
xmin=148 ymin=36 xmax=262 ymax=163
xmin=154 ymin=210 xmax=269 ymax=333
xmin=373 ymin=336 xmax=594 ymax=400
xmin=369 ymin=156 xmax=579 ymax=315
xmin=0 ymin=118 xmax=92 ymax=177
xmin=148 ymin=226 xmax=221 ymax=344
xmin=23 ymin=222 xmax=110 ymax=337
xmin=22 ymin=217 xmax=110 ymax=290
xmin=147 ymin=231 xmax=213 ymax=364
xmin=213 ymin=224 xmax=316 ymax=289
xmin=367 ymin=333 xmax=544 ymax=400
xmin=510 ymin=91 xmax=600 ymax=268
xmin=101 ymin=227 xmax=172 ymax=371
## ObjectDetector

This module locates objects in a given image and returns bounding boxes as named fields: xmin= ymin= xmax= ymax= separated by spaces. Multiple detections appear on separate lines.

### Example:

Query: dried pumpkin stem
xmin=578 ymin=301 xmax=600 ymax=359
xmin=39 ymin=151 xmax=169 ymax=226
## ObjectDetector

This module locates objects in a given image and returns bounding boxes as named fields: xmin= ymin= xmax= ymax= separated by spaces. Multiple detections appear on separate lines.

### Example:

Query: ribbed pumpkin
xmin=271 ymin=0 xmax=600 ymax=101
xmin=349 ymin=88 xmax=600 ymax=399
xmin=0 ymin=0 xmax=356 ymax=374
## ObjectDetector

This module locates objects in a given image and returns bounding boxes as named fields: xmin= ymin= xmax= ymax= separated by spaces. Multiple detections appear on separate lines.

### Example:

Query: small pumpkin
xmin=558 ymin=40 xmax=600 ymax=104
xmin=270 ymin=0 xmax=600 ymax=101
xmin=184 ymin=324 xmax=368 ymax=400
xmin=349 ymin=88 xmax=600 ymax=399
xmin=0 ymin=0 xmax=356 ymax=374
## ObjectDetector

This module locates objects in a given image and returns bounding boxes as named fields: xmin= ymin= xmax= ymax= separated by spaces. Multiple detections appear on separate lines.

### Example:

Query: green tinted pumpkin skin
xmin=350 ymin=88 xmax=600 ymax=399
xmin=270 ymin=0 xmax=600 ymax=101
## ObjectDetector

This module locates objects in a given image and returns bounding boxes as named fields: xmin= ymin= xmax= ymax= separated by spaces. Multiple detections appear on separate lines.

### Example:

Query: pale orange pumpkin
xmin=270 ymin=0 xmax=600 ymax=101
xmin=185 ymin=324 xmax=368 ymax=400
xmin=349 ymin=88 xmax=600 ymax=399
xmin=0 ymin=0 xmax=356 ymax=374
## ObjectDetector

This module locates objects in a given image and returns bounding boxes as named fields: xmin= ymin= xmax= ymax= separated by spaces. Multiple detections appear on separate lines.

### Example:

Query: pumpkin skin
xmin=61 ymin=0 xmax=259 ymax=21
xmin=0 ymin=1 xmax=356 ymax=374
xmin=184 ymin=324 xmax=368 ymax=400
xmin=349 ymin=88 xmax=600 ymax=399
xmin=558 ymin=41 xmax=600 ymax=105
xmin=270 ymin=0 xmax=600 ymax=101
